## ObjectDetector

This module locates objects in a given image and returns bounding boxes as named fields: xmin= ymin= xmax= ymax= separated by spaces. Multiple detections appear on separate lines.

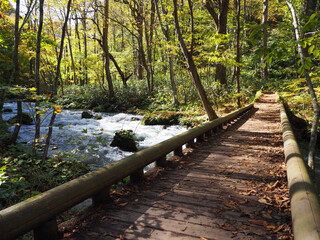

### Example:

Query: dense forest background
xmin=0 ymin=0 xmax=320 ymax=209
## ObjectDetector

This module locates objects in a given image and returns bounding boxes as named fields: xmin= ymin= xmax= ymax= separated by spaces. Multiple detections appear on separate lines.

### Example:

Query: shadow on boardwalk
xmin=60 ymin=94 xmax=292 ymax=240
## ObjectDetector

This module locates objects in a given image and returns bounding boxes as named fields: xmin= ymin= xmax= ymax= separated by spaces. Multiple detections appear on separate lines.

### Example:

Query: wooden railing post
xmin=92 ymin=187 xmax=110 ymax=206
xmin=186 ymin=139 xmax=194 ymax=148
xmin=205 ymin=130 xmax=212 ymax=137
xmin=131 ymin=168 xmax=144 ymax=183
xmin=33 ymin=218 xmax=58 ymax=240
xmin=156 ymin=156 xmax=167 ymax=167
xmin=174 ymin=146 xmax=183 ymax=156
xmin=196 ymin=134 xmax=204 ymax=142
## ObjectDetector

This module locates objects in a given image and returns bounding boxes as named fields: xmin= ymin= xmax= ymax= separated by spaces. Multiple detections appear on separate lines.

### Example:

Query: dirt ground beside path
xmin=59 ymin=93 xmax=292 ymax=240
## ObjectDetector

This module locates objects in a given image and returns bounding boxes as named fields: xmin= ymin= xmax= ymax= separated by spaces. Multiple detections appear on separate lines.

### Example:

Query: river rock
xmin=82 ymin=111 xmax=93 ymax=119
xmin=94 ymin=114 xmax=102 ymax=120
xmin=110 ymin=130 xmax=138 ymax=152
xmin=8 ymin=112 xmax=33 ymax=125
xmin=3 ymin=108 xmax=13 ymax=112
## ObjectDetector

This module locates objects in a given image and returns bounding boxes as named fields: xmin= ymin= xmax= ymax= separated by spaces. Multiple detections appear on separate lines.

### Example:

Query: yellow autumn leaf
xmin=54 ymin=106 xmax=62 ymax=114
xmin=29 ymin=87 xmax=37 ymax=92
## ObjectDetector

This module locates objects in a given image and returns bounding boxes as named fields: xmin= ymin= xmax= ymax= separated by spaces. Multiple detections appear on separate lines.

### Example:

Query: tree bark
xmin=287 ymin=1 xmax=320 ymax=170
xmin=172 ymin=0 xmax=218 ymax=120
xmin=10 ymin=0 xmax=22 ymax=144
xmin=103 ymin=0 xmax=115 ymax=101
xmin=53 ymin=0 xmax=72 ymax=96
xmin=42 ymin=111 xmax=56 ymax=161
xmin=235 ymin=0 xmax=241 ymax=107
xmin=154 ymin=0 xmax=179 ymax=105
xmin=260 ymin=0 xmax=268 ymax=81
xmin=205 ymin=0 xmax=229 ymax=85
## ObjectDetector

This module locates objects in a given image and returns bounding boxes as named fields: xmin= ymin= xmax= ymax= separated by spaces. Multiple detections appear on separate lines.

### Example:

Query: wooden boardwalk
xmin=61 ymin=94 xmax=292 ymax=240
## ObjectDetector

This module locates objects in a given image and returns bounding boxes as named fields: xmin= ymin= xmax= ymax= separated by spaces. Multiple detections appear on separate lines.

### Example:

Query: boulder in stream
xmin=82 ymin=111 xmax=93 ymax=119
xmin=110 ymin=130 xmax=138 ymax=152
xmin=8 ymin=112 xmax=33 ymax=125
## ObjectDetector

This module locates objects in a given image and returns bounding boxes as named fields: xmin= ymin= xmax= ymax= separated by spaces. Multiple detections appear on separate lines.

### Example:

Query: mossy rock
xmin=82 ymin=111 xmax=93 ymax=119
xmin=142 ymin=112 xmax=182 ymax=125
xmin=94 ymin=114 xmax=102 ymax=120
xmin=8 ymin=112 xmax=33 ymax=125
xmin=110 ymin=130 xmax=138 ymax=152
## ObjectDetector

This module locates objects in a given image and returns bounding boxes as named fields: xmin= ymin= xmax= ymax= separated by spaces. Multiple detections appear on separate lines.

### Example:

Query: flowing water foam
xmin=3 ymin=102 xmax=187 ymax=169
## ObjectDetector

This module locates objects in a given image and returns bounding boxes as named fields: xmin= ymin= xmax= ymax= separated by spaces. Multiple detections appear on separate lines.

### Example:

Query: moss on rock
xmin=110 ymin=130 xmax=138 ymax=152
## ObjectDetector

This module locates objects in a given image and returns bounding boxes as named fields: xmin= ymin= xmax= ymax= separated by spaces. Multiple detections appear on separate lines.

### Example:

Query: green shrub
xmin=142 ymin=112 xmax=182 ymax=125
xmin=0 ymin=147 xmax=90 ymax=209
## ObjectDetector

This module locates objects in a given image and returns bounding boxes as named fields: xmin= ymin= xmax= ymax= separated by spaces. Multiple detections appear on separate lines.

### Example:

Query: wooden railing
xmin=280 ymin=103 xmax=320 ymax=240
xmin=0 ymin=103 xmax=253 ymax=240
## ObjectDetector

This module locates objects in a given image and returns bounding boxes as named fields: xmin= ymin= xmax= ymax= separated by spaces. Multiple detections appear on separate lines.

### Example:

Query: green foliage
xmin=0 ymin=123 xmax=10 ymax=148
xmin=142 ymin=112 xmax=182 ymax=125
xmin=0 ymin=146 xmax=90 ymax=209
xmin=57 ymin=83 xmax=150 ymax=112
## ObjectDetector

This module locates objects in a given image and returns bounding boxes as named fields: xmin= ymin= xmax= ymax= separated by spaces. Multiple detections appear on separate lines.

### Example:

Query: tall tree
xmin=286 ymin=1 xmax=320 ymax=170
xmin=33 ymin=0 xmax=45 ymax=151
xmin=172 ymin=0 xmax=218 ymax=120
xmin=260 ymin=0 xmax=269 ymax=81
xmin=53 ymin=0 xmax=72 ymax=95
xmin=155 ymin=0 xmax=179 ymax=105
xmin=205 ymin=0 xmax=229 ymax=85
xmin=235 ymin=0 xmax=241 ymax=107
xmin=10 ymin=0 xmax=22 ymax=144
xmin=103 ymin=0 xmax=115 ymax=101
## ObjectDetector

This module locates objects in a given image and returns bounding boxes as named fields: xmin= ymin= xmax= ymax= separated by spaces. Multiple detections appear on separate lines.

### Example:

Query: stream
xmin=2 ymin=102 xmax=187 ymax=169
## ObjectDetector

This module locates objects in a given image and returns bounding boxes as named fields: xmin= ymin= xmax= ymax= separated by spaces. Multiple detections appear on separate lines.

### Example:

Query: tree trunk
xmin=10 ymin=0 xmax=22 ymax=144
xmin=145 ymin=0 xmax=155 ymax=94
xmin=172 ymin=0 xmax=218 ymax=120
xmin=67 ymin=26 xmax=76 ymax=85
xmin=53 ymin=0 xmax=72 ymax=96
xmin=42 ymin=111 xmax=56 ymax=161
xmin=154 ymin=0 xmax=179 ymax=105
xmin=81 ymin=7 xmax=88 ymax=85
xmin=205 ymin=0 xmax=229 ymax=85
xmin=235 ymin=0 xmax=241 ymax=108
xmin=103 ymin=0 xmax=115 ymax=101
xmin=287 ymin=1 xmax=320 ymax=170
xmin=33 ymin=0 xmax=44 ymax=151
xmin=260 ymin=0 xmax=268 ymax=81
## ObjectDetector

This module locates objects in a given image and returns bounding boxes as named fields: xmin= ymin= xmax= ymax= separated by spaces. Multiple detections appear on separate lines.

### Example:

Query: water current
xmin=3 ymin=102 xmax=187 ymax=169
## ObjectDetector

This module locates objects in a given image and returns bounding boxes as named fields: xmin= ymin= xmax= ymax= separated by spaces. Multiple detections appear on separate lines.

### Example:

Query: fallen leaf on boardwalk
xmin=239 ymin=189 xmax=256 ymax=196
xmin=119 ymin=202 xmax=128 ymax=207
xmin=200 ymin=237 xmax=208 ymax=240
xmin=273 ymin=224 xmax=286 ymax=232
xmin=239 ymin=199 xmax=248 ymax=204
xmin=216 ymin=207 xmax=224 ymax=213
xmin=266 ymin=225 xmax=276 ymax=231
xmin=219 ymin=224 xmax=237 ymax=231
xmin=258 ymin=198 xmax=273 ymax=206
xmin=262 ymin=211 xmax=273 ymax=219
xmin=158 ymin=192 xmax=167 ymax=197
xmin=250 ymin=219 xmax=268 ymax=226
xmin=188 ymin=163 xmax=196 ymax=166
xmin=241 ymin=225 xmax=248 ymax=229
xmin=134 ymin=199 xmax=139 ymax=202
xmin=223 ymin=200 xmax=237 ymax=209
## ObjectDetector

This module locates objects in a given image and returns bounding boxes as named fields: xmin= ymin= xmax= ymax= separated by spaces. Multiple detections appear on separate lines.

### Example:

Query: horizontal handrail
xmin=0 ymin=103 xmax=253 ymax=240
xmin=280 ymin=103 xmax=320 ymax=240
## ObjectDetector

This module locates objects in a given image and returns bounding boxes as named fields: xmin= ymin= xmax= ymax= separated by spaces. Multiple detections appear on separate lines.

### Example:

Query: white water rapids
xmin=3 ymin=102 xmax=187 ymax=169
